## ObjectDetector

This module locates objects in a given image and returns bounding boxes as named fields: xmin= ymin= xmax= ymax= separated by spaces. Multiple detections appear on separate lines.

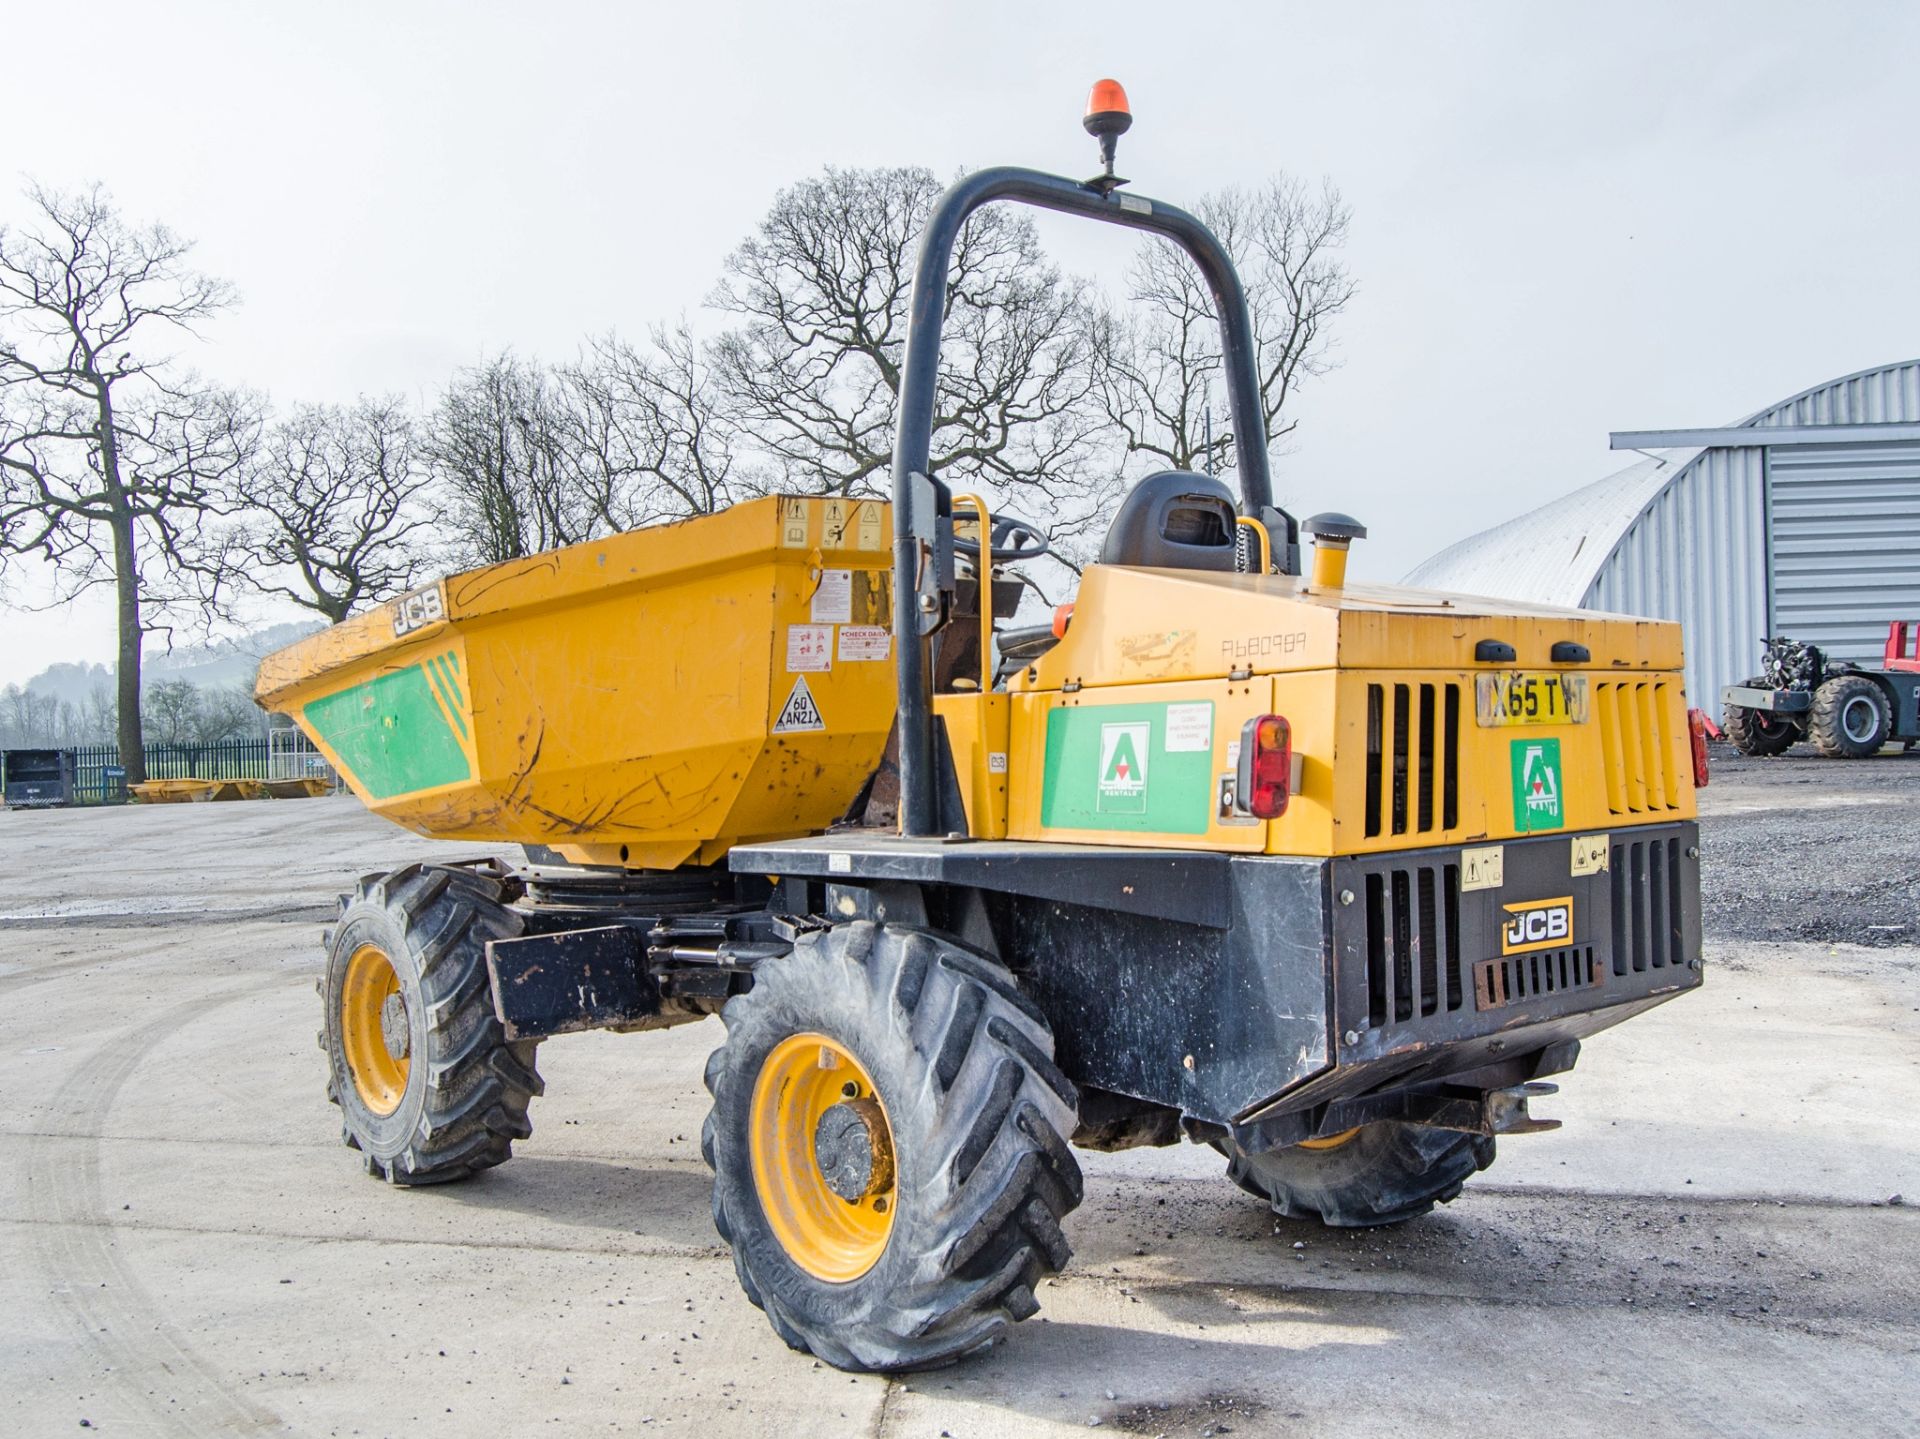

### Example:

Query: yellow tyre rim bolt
xmin=749 ymin=1033 xmax=897 ymax=1282
xmin=341 ymin=943 xmax=410 ymax=1115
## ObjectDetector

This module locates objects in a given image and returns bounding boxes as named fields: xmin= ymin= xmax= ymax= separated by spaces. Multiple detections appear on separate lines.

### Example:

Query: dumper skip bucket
xmin=256 ymin=497 xmax=896 ymax=869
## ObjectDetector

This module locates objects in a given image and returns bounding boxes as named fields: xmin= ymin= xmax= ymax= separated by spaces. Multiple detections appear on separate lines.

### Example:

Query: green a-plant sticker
xmin=1510 ymin=737 xmax=1564 ymax=831
xmin=1097 ymin=721 xmax=1150 ymax=814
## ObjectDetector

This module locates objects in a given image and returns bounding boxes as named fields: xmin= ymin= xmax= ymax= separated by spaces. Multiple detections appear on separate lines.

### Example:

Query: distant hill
xmin=20 ymin=661 xmax=113 ymax=708
xmin=19 ymin=620 xmax=324 ymax=699
xmin=144 ymin=621 xmax=325 ymax=691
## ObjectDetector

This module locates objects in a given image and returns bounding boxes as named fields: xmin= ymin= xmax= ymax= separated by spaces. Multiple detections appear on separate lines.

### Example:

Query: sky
xmin=4 ymin=0 xmax=1918 ymax=688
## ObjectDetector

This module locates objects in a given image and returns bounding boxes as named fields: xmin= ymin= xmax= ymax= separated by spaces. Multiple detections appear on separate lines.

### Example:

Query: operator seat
xmin=1099 ymin=470 xmax=1239 ymax=571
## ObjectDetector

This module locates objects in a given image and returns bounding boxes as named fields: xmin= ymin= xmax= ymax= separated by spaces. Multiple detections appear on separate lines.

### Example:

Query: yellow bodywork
xmin=257 ymin=497 xmax=897 ymax=869
xmin=260 ymin=493 xmax=1693 ymax=871
xmin=958 ymin=564 xmax=1694 ymax=855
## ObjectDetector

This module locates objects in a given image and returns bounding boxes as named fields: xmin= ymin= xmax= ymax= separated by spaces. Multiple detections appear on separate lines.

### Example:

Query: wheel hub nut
xmin=380 ymin=992 xmax=410 ymax=1061
xmin=812 ymin=1098 xmax=893 ymax=1203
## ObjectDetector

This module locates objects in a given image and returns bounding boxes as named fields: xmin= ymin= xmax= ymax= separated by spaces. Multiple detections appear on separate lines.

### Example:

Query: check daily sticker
xmin=838 ymin=625 xmax=890 ymax=661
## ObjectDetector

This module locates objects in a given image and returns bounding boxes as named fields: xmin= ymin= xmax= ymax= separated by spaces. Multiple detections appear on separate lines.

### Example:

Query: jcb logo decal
xmin=1502 ymin=895 xmax=1573 ymax=955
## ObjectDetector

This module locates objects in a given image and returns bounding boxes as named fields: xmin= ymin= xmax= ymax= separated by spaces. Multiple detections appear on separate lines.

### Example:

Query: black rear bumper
xmin=1306 ymin=823 xmax=1702 ymax=1106
xmin=732 ymin=823 xmax=1704 ymax=1138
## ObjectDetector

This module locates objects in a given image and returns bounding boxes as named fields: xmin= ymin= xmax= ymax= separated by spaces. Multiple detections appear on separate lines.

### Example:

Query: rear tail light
xmin=1686 ymin=707 xmax=1710 ymax=788
xmin=1237 ymin=714 xmax=1292 ymax=819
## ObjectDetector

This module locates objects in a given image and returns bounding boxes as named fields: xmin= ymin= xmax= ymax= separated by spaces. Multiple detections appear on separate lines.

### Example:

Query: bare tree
xmin=1094 ymin=177 xmax=1355 ymax=483
xmin=142 ymin=676 xmax=254 ymax=771
xmin=233 ymin=397 xmax=431 ymax=623
xmin=423 ymin=352 xmax=593 ymax=567
xmin=708 ymin=166 xmax=1108 ymax=544
xmin=561 ymin=324 xmax=743 ymax=528
xmin=0 ymin=184 xmax=256 ymax=782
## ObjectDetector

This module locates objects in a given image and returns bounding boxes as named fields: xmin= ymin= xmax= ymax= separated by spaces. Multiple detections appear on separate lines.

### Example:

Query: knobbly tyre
xmin=257 ymin=82 xmax=1707 ymax=1372
xmin=1722 ymin=626 xmax=1920 ymax=758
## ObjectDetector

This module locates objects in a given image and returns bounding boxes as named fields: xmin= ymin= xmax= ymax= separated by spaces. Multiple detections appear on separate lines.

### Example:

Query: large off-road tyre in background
xmin=321 ymin=861 xmax=544 ymax=1184
xmin=1810 ymin=674 xmax=1891 ymax=758
xmin=702 ymin=921 xmax=1082 ymax=1372
xmin=1216 ymin=1122 xmax=1495 ymax=1228
xmin=1722 ymin=678 xmax=1798 ymax=757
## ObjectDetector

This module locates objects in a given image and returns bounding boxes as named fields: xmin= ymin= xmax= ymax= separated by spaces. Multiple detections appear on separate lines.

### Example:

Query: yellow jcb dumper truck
xmin=258 ymin=84 xmax=1707 ymax=1372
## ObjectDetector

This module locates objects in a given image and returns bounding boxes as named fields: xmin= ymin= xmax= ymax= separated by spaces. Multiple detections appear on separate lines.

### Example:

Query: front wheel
xmin=702 ymin=921 xmax=1081 ymax=1371
xmin=1810 ymin=675 xmax=1891 ymax=757
xmin=322 ymin=862 xmax=544 ymax=1184
xmin=1216 ymin=1122 xmax=1494 ymax=1228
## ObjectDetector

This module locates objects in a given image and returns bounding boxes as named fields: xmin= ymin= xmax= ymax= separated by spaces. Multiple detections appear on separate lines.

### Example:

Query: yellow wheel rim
xmin=749 ymin=1033 xmax=897 ymax=1283
xmin=1298 ymin=1127 xmax=1361 ymax=1151
xmin=341 ymin=943 xmax=410 ymax=1116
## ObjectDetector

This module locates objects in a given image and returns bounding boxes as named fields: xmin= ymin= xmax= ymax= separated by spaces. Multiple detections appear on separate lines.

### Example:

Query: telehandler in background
xmin=258 ymin=82 xmax=1707 ymax=1372
xmin=1722 ymin=624 xmax=1920 ymax=757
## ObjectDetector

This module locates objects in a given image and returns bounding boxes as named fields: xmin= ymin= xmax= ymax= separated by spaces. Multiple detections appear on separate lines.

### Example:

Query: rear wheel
xmin=703 ymin=921 xmax=1081 ymax=1371
xmin=1810 ymin=675 xmax=1890 ymax=758
xmin=1216 ymin=1122 xmax=1494 ymax=1227
xmin=322 ymin=861 xmax=544 ymax=1184
xmin=1722 ymin=680 xmax=1798 ymax=756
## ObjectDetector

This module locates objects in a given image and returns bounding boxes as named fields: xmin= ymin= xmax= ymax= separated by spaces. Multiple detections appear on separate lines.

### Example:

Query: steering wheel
xmin=953 ymin=514 xmax=1052 ymax=565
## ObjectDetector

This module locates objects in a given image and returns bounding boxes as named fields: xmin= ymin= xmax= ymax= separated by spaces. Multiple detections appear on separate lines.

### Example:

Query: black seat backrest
xmin=1099 ymin=471 xmax=1239 ymax=571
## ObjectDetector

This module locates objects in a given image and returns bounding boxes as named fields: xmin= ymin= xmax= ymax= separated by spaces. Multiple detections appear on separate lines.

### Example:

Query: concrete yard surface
xmin=3 ymin=763 xmax=1917 ymax=1437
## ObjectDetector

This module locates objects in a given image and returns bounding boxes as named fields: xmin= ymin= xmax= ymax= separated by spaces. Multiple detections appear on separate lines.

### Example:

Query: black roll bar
xmin=890 ymin=166 xmax=1296 ymax=837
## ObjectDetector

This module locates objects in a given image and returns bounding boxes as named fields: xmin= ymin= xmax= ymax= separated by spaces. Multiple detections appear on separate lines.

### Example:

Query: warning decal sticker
xmin=773 ymin=676 xmax=825 ymax=733
xmin=786 ymin=624 xmax=832 ymax=673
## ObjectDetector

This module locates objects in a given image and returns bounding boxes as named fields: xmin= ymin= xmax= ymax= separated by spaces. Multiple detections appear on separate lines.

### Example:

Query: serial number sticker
xmin=1571 ymin=833 xmax=1610 ymax=877
xmin=1475 ymin=671 xmax=1588 ymax=727
xmin=1460 ymin=844 xmax=1505 ymax=892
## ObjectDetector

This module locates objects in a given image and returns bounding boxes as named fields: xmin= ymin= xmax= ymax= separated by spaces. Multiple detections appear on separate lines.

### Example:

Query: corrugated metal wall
xmin=1584 ymin=448 xmax=1769 ymax=705
xmin=1768 ymin=440 xmax=1920 ymax=663
xmin=1749 ymin=360 xmax=1920 ymax=428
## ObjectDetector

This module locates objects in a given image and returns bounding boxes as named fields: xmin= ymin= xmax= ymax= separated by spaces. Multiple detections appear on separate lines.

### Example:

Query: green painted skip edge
xmin=301 ymin=655 xmax=473 ymax=801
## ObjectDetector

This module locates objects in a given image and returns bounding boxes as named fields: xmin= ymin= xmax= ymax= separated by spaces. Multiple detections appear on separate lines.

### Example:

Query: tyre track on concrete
xmin=22 ymin=976 xmax=290 ymax=1436
xmin=0 ymin=935 xmax=198 ymax=996
xmin=0 ymin=917 xmax=323 ymax=997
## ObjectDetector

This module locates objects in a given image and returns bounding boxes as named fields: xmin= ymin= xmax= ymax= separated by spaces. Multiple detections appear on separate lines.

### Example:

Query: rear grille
xmin=1364 ymin=860 xmax=1465 ymax=1027
xmin=1364 ymin=682 xmax=1462 ymax=839
xmin=1611 ymin=833 xmax=1687 ymax=975
xmin=1596 ymin=680 xmax=1682 ymax=815
xmin=1475 ymin=947 xmax=1602 ymax=1010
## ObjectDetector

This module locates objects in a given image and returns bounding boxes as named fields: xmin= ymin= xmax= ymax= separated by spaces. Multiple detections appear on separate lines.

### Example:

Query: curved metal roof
xmin=1403 ymin=358 xmax=1920 ymax=602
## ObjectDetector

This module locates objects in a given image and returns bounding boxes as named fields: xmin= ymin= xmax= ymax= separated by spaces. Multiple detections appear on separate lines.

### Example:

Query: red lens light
xmin=1238 ymin=713 xmax=1292 ymax=819
xmin=1687 ymin=707 xmax=1710 ymax=789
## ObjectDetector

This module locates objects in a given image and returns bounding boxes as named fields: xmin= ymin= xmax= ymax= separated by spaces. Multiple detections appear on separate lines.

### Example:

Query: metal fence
xmin=18 ymin=734 xmax=340 ymax=803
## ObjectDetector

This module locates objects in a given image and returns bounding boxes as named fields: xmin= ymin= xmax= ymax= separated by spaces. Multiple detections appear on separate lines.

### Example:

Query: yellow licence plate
xmin=1475 ymin=672 xmax=1588 ymax=727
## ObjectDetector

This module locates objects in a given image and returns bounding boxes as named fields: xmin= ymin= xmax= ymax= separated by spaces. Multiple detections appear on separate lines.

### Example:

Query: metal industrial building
xmin=1405 ymin=359 xmax=1920 ymax=703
